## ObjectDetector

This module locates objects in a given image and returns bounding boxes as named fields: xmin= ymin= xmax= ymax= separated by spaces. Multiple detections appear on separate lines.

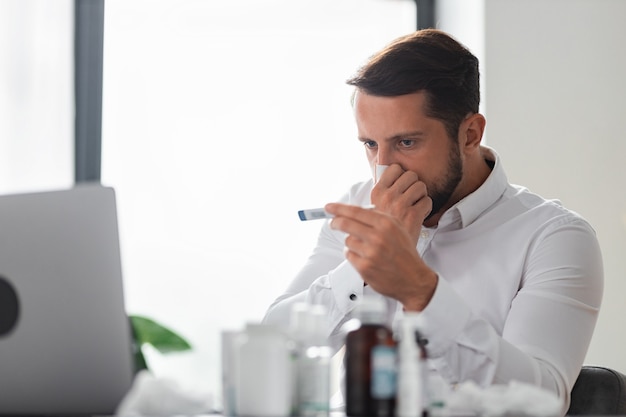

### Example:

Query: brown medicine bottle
xmin=345 ymin=296 xmax=396 ymax=417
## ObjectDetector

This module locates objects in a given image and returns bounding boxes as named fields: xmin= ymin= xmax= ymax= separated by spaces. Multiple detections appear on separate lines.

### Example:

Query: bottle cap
xmin=245 ymin=322 xmax=282 ymax=336
xmin=289 ymin=302 xmax=311 ymax=341
xmin=308 ymin=304 xmax=327 ymax=335
xmin=354 ymin=296 xmax=386 ymax=324
xmin=395 ymin=312 xmax=426 ymax=340
xmin=398 ymin=317 xmax=418 ymax=350
xmin=289 ymin=303 xmax=330 ymax=345
xmin=307 ymin=304 xmax=329 ymax=344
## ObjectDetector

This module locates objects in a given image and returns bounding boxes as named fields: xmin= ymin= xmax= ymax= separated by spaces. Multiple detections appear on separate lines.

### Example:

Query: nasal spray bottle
xmin=395 ymin=313 xmax=428 ymax=417
xmin=345 ymin=296 xmax=396 ymax=417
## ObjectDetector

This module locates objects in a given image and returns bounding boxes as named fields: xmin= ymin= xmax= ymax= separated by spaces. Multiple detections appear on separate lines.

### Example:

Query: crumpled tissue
xmin=446 ymin=380 xmax=562 ymax=417
xmin=116 ymin=370 xmax=213 ymax=416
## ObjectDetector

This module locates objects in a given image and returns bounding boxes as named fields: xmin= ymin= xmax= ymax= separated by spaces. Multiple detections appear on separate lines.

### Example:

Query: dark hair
xmin=346 ymin=29 xmax=480 ymax=140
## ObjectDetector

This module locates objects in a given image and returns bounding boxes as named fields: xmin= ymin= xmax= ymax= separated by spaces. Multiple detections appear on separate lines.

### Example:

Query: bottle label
xmin=298 ymin=354 xmax=331 ymax=415
xmin=370 ymin=345 xmax=397 ymax=399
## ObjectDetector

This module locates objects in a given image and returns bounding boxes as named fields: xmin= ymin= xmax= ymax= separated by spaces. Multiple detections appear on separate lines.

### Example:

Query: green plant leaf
xmin=130 ymin=315 xmax=192 ymax=354
xmin=133 ymin=344 xmax=149 ymax=373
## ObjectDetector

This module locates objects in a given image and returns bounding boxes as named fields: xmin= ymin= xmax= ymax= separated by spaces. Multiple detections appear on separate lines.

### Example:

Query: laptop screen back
xmin=0 ymin=184 xmax=134 ymax=415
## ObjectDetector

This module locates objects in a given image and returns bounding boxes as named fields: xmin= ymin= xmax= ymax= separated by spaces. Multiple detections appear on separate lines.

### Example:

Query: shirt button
xmin=349 ymin=293 xmax=357 ymax=301
xmin=420 ymin=230 xmax=429 ymax=239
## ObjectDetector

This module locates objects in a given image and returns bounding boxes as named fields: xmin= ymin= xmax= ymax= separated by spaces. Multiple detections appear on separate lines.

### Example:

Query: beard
xmin=424 ymin=140 xmax=463 ymax=221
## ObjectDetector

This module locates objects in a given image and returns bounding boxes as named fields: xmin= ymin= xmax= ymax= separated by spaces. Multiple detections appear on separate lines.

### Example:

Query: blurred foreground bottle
xmin=396 ymin=313 xmax=429 ymax=417
xmin=345 ymin=296 xmax=396 ymax=417
xmin=291 ymin=303 xmax=332 ymax=417
xmin=236 ymin=323 xmax=293 ymax=417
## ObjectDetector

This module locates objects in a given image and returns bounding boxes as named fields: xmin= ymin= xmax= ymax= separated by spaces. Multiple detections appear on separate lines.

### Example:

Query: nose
xmin=376 ymin=145 xmax=394 ymax=166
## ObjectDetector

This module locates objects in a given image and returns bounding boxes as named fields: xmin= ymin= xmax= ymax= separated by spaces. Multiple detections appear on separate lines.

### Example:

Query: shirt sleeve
xmin=262 ymin=222 xmax=365 ymax=352
xmin=263 ymin=182 xmax=373 ymax=352
xmin=419 ymin=217 xmax=603 ymax=415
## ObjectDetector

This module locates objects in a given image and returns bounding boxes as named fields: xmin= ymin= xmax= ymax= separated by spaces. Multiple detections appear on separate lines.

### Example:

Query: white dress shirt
xmin=263 ymin=147 xmax=603 ymax=415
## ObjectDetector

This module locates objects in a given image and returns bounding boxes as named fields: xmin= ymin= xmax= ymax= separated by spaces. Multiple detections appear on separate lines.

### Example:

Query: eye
xmin=363 ymin=140 xmax=377 ymax=149
xmin=399 ymin=139 xmax=415 ymax=148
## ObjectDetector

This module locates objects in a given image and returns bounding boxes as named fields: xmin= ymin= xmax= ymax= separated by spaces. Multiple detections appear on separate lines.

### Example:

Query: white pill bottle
xmin=236 ymin=322 xmax=293 ymax=417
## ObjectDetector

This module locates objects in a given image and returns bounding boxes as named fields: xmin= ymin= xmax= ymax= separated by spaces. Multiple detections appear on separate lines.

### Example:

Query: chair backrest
xmin=567 ymin=365 xmax=626 ymax=415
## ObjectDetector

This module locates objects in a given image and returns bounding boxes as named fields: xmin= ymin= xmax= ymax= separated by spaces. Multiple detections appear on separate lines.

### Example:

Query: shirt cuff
xmin=328 ymin=260 xmax=365 ymax=316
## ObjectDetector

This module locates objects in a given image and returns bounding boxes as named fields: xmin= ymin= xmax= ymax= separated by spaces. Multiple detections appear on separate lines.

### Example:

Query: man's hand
xmin=370 ymin=164 xmax=431 ymax=246
xmin=324 ymin=202 xmax=438 ymax=311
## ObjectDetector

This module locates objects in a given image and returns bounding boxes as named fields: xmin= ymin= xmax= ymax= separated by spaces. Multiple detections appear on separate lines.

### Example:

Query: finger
xmin=389 ymin=170 xmax=420 ymax=195
xmin=403 ymin=181 xmax=429 ymax=207
xmin=344 ymin=234 xmax=368 ymax=258
xmin=343 ymin=246 xmax=377 ymax=277
xmin=372 ymin=170 xmax=420 ymax=208
xmin=324 ymin=202 xmax=377 ymax=224
xmin=329 ymin=212 xmax=374 ymax=241
xmin=400 ymin=190 xmax=432 ymax=226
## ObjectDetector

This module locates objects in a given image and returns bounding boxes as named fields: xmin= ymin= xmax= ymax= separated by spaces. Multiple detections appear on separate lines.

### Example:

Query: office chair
xmin=567 ymin=365 xmax=626 ymax=415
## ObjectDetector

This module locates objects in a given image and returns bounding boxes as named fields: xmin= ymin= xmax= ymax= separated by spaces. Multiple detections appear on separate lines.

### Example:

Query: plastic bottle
xmin=345 ymin=296 xmax=396 ymax=417
xmin=290 ymin=302 xmax=311 ymax=414
xmin=401 ymin=314 xmax=447 ymax=417
xmin=221 ymin=329 xmax=243 ymax=416
xmin=235 ymin=322 xmax=293 ymax=417
xmin=293 ymin=303 xmax=333 ymax=417
xmin=395 ymin=313 xmax=428 ymax=417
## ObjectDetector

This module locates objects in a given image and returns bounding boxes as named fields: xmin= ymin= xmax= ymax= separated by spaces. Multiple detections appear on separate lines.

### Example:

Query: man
xmin=263 ymin=29 xmax=603 ymax=414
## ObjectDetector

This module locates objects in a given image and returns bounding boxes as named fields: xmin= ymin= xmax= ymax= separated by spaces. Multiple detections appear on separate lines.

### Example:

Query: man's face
xmin=353 ymin=90 xmax=463 ymax=221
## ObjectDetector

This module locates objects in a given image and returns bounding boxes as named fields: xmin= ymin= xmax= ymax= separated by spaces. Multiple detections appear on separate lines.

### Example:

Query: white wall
xmin=437 ymin=0 xmax=626 ymax=373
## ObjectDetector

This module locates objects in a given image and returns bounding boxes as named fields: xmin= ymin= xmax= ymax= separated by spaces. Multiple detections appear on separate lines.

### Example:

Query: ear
xmin=461 ymin=113 xmax=486 ymax=151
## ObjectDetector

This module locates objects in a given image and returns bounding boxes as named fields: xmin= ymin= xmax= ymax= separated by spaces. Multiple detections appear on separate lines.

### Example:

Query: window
xmin=0 ymin=0 xmax=73 ymax=194
xmin=102 ymin=0 xmax=416 ymax=396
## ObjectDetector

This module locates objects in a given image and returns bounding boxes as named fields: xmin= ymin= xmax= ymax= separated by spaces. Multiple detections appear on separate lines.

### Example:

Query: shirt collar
xmin=440 ymin=146 xmax=509 ymax=229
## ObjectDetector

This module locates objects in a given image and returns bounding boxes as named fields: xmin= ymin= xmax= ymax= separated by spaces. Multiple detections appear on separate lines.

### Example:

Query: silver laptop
xmin=0 ymin=184 xmax=135 ymax=415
